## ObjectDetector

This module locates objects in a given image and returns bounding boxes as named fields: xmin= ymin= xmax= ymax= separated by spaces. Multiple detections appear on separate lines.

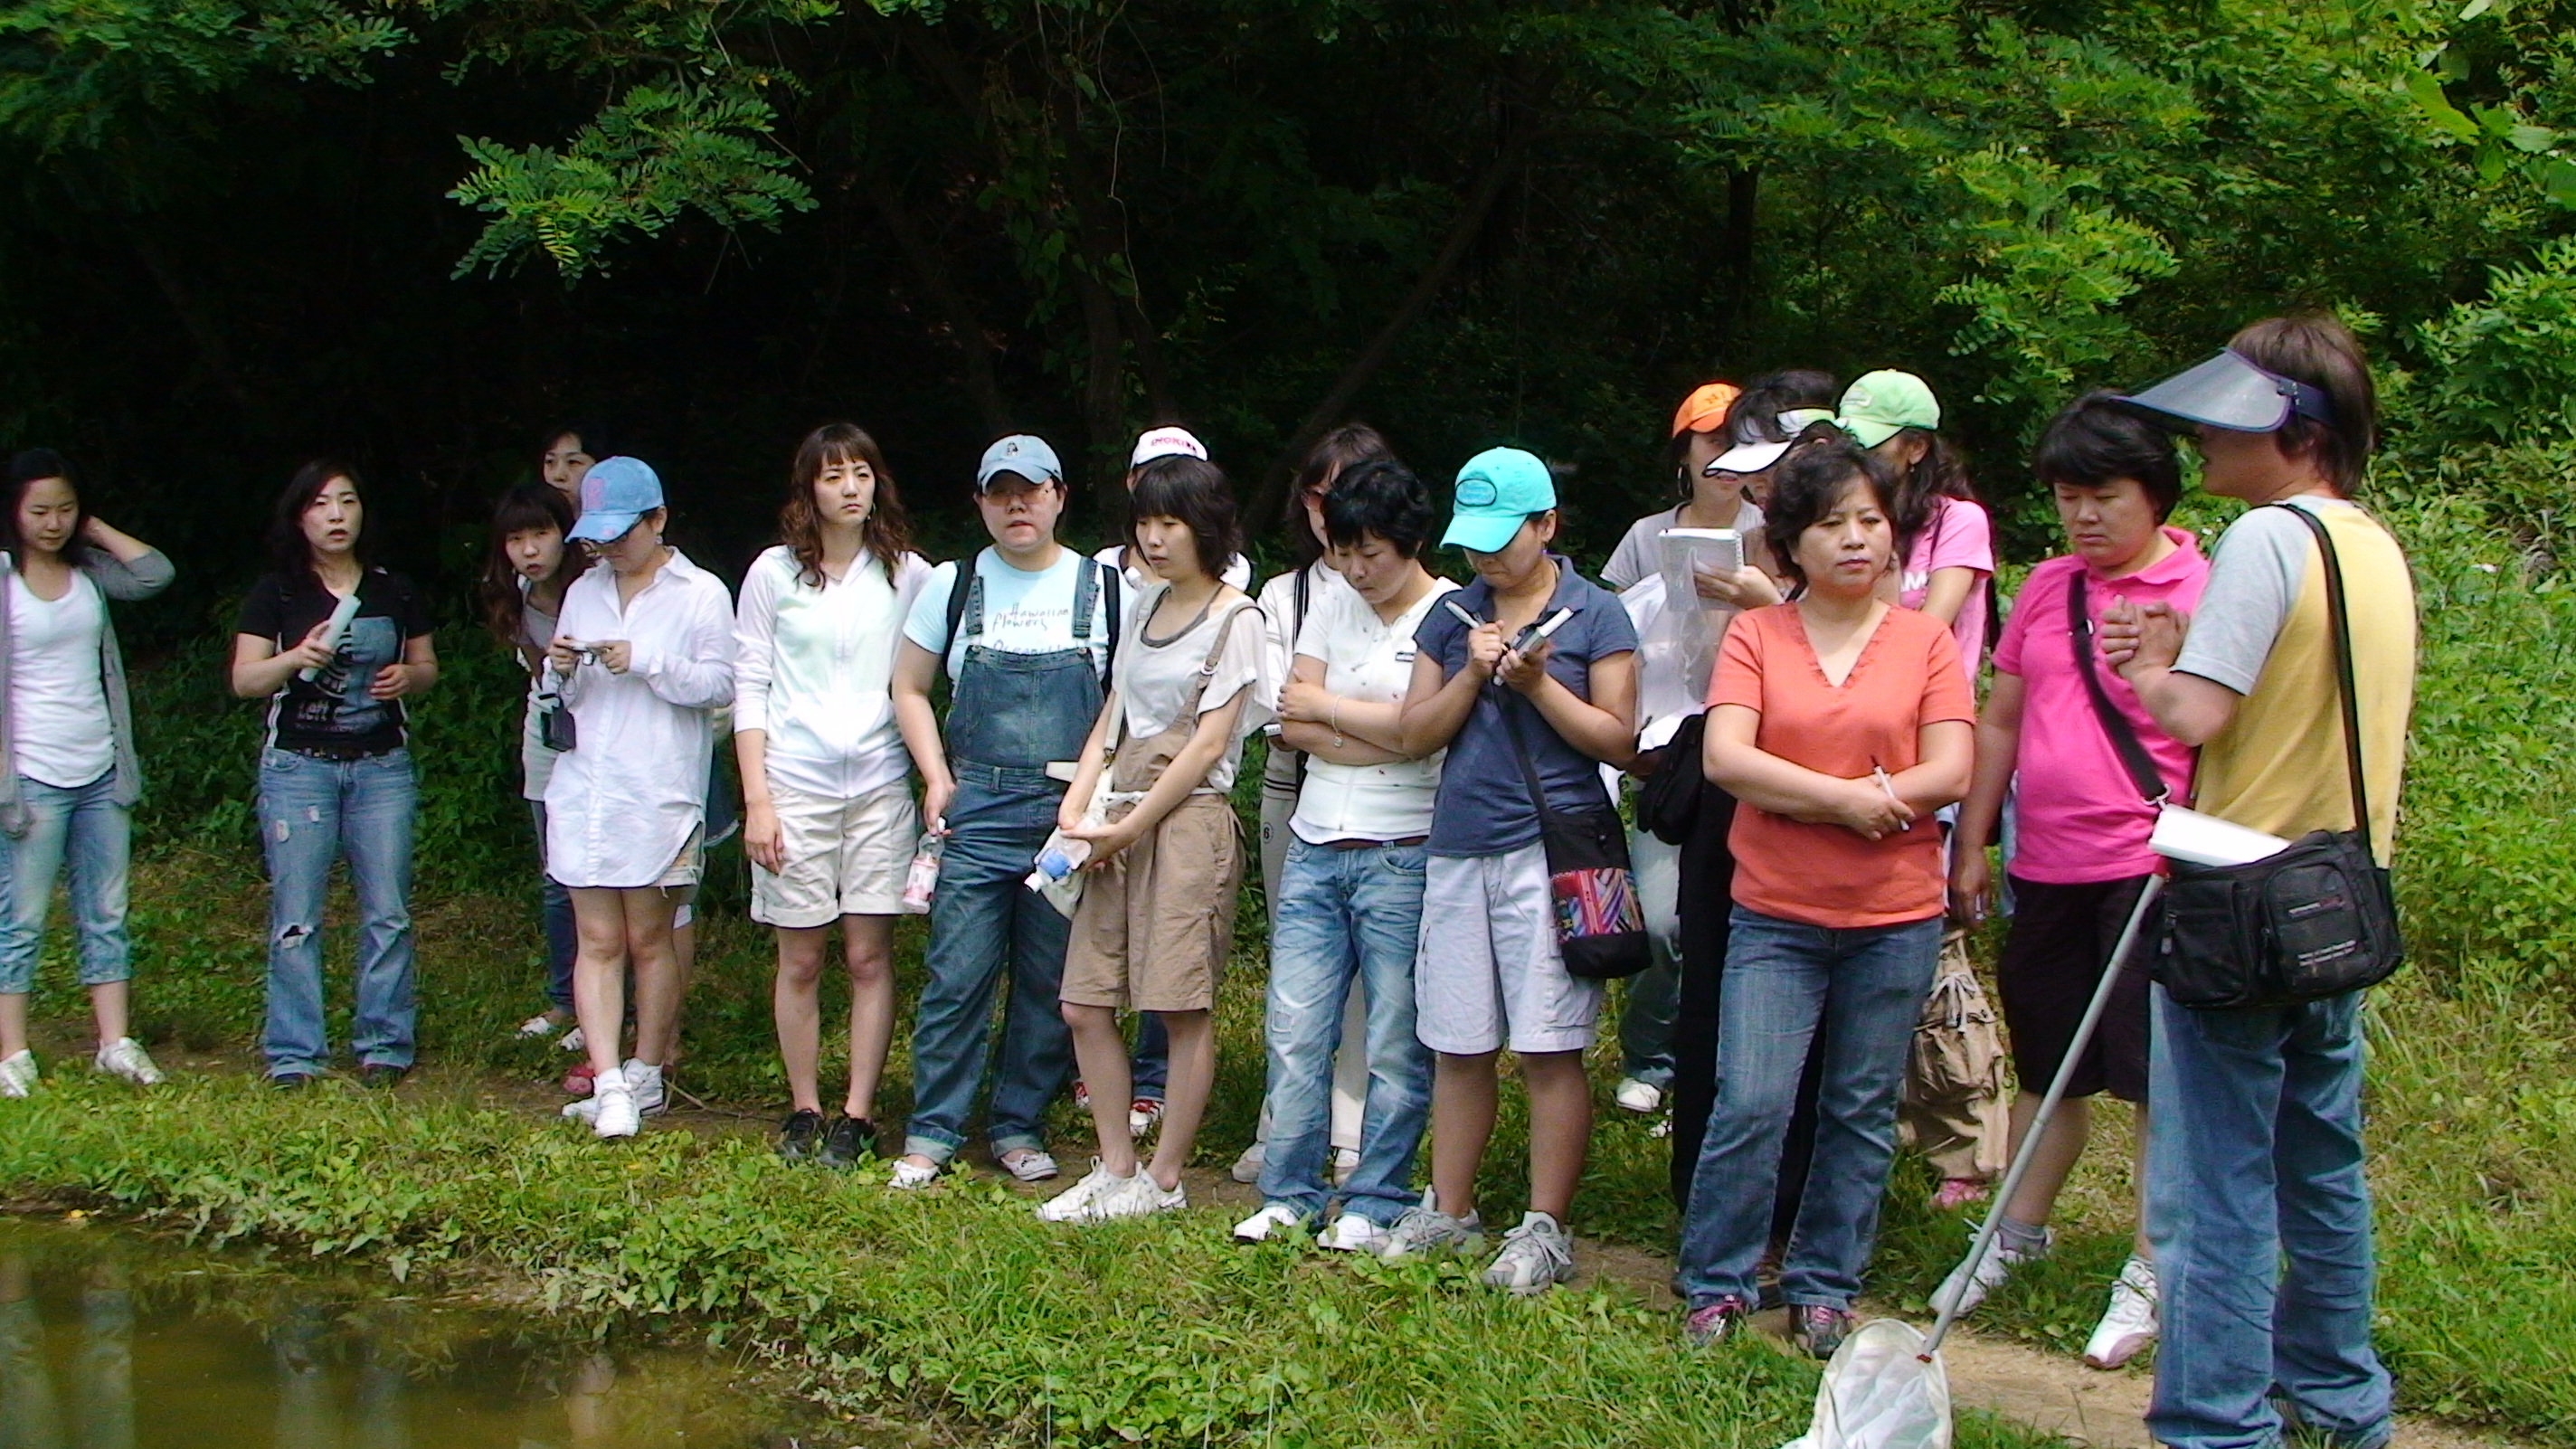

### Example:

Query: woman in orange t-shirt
xmin=1673 ymin=428 xmax=1975 ymax=1357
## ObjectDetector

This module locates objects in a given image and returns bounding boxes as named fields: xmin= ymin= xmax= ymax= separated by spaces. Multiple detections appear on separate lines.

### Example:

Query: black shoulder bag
xmin=1499 ymin=692 xmax=1653 ymax=980
xmin=2067 ymin=572 xmax=2169 ymax=806
xmin=2152 ymin=505 xmax=2404 ymax=1010
xmin=1636 ymin=712 xmax=1708 ymax=846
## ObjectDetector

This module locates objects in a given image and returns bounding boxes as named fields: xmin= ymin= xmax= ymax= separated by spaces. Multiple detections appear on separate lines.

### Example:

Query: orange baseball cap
xmin=1671 ymin=382 xmax=1741 ymax=438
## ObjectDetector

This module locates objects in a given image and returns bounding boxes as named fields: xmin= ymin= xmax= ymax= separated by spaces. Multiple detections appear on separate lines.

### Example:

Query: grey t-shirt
xmin=2174 ymin=498 xmax=2355 ymax=695
xmin=1602 ymin=500 xmax=1765 ymax=592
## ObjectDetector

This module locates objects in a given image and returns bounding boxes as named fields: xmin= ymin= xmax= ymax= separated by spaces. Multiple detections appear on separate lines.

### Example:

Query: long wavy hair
xmin=780 ymin=423 xmax=914 ymax=587
xmin=479 ymin=484 xmax=577 ymax=647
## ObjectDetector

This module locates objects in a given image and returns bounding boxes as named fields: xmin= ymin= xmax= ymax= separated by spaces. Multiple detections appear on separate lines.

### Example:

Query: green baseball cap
xmin=1442 ymin=447 xmax=1557 ymax=554
xmin=1835 ymin=370 xmax=1941 ymax=449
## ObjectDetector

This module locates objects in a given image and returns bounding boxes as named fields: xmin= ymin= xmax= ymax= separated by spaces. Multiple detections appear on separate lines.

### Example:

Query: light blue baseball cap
xmin=1441 ymin=447 xmax=1557 ymax=554
xmin=567 ymin=456 xmax=665 ymax=543
xmin=977 ymin=433 xmax=1065 ymax=491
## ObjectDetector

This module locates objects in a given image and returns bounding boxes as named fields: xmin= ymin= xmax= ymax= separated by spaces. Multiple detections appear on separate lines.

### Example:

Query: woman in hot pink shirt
xmin=1939 ymin=393 xmax=2209 ymax=1371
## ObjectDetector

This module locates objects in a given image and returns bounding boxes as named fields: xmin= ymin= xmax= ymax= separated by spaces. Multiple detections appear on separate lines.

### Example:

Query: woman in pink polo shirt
xmin=1938 ymin=393 xmax=2208 ymax=1369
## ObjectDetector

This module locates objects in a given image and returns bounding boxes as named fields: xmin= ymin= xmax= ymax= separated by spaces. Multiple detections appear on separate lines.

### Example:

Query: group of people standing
xmin=0 ymin=308 xmax=2412 ymax=1449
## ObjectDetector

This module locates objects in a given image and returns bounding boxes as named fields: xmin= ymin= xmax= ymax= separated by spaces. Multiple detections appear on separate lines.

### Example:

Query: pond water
xmin=0 ymin=1218 xmax=811 ymax=1448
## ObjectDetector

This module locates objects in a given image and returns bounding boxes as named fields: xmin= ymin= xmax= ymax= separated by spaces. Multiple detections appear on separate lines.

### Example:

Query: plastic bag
xmin=1779 ymin=1319 xmax=1951 ymax=1449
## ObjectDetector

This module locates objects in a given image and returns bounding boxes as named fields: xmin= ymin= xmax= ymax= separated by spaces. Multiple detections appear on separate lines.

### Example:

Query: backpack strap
xmin=942 ymin=551 xmax=987 ymax=680
xmin=2068 ymin=571 xmax=2171 ymax=804
xmin=1099 ymin=561 xmax=1122 ymax=683
xmin=2273 ymin=503 xmax=2372 ymax=843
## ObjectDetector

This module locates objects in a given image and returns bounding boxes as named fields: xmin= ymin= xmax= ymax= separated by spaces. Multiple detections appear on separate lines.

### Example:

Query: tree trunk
xmin=1252 ymin=128 xmax=1531 ymax=526
xmin=1716 ymin=165 xmax=1759 ymax=357
xmin=858 ymin=166 xmax=1014 ymax=436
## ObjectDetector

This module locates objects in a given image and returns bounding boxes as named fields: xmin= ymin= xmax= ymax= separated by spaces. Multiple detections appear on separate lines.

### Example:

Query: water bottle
xmin=901 ymin=829 xmax=946 ymax=914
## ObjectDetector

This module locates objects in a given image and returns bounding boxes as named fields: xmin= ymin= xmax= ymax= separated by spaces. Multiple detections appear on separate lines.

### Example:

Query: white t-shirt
xmin=904 ymin=547 xmax=1114 ymax=678
xmin=6 ymin=573 xmax=111 ymax=790
xmin=1093 ymin=543 xmax=1255 ymax=594
xmin=1288 ymin=578 xmax=1457 ymax=844
xmin=1113 ymin=584 xmax=1272 ymax=793
xmin=734 ymin=545 xmax=934 ymax=800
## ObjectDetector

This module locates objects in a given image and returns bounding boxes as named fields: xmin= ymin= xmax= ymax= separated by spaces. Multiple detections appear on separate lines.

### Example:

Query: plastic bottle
xmin=901 ymin=829 xmax=947 ymax=914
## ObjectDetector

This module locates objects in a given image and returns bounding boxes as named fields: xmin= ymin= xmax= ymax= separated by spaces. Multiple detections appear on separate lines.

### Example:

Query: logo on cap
xmin=1456 ymin=478 xmax=1499 ymax=507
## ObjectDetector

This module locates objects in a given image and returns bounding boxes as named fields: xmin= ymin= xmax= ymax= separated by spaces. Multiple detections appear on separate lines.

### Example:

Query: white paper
xmin=1658 ymin=528 xmax=1742 ymax=612
xmin=2150 ymin=805 xmax=2290 ymax=868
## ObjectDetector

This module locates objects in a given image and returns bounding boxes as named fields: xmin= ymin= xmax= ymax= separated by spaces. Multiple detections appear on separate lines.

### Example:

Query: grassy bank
xmin=5 ymin=488 xmax=2576 ymax=1442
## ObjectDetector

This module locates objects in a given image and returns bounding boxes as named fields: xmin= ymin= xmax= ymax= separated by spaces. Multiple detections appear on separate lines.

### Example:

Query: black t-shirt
xmin=234 ymin=569 xmax=435 ymax=754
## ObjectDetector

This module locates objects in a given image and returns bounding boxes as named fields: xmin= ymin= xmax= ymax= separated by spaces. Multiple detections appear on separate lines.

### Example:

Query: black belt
xmin=1322 ymin=835 xmax=1428 ymax=850
xmin=284 ymin=743 xmax=394 ymax=762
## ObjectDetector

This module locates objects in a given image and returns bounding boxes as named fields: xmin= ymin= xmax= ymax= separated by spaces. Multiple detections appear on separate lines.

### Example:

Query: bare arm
xmin=891 ymin=639 xmax=952 ymax=828
xmin=1397 ymin=624 xmax=1503 ymax=757
xmin=1702 ymin=702 xmax=1916 ymax=839
xmin=1493 ymin=639 xmax=1635 ymax=769
xmin=1055 ymin=696 xmax=1120 ymax=833
xmin=1916 ymin=566 xmax=1981 ymax=626
xmin=368 ymin=633 xmax=439 ymax=701
xmin=1276 ymin=655 xmax=1410 ymax=763
xmin=2102 ymin=599 xmax=2239 ymax=746
xmin=231 ymin=627 xmax=329 ymax=699
xmin=1887 ymin=717 xmax=1974 ymax=815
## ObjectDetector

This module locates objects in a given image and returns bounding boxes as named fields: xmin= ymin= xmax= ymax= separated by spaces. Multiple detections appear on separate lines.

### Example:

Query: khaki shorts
xmin=654 ymin=826 xmax=706 ymax=891
xmin=1061 ymin=793 xmax=1243 ymax=1014
xmin=751 ymin=780 xmax=917 ymax=928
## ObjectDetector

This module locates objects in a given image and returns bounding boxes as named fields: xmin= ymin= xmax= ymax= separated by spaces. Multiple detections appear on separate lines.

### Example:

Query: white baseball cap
xmin=1129 ymin=426 xmax=1208 ymax=468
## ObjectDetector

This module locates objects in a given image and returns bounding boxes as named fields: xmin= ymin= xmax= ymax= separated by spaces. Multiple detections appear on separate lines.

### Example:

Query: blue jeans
xmin=258 ymin=747 xmax=418 ymax=1076
xmin=904 ymin=764 xmax=1077 ymax=1162
xmin=1679 ymin=906 xmax=1941 ymax=1311
xmin=1617 ymin=826 xmax=1680 ymax=1088
xmin=2146 ymin=985 xmax=2391 ymax=1449
xmin=1256 ymin=838 xmax=1433 ymax=1224
xmin=531 ymin=801 xmax=574 ymax=1012
xmin=0 ymin=772 xmax=131 ymax=995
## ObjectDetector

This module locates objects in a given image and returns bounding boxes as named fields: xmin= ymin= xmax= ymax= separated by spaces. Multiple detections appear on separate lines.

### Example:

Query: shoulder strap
xmin=1496 ymin=690 xmax=1563 ymax=830
xmin=2067 ymin=572 xmax=2170 ymax=804
xmin=1101 ymin=563 xmax=1122 ymax=681
xmin=945 ymin=553 xmax=981 ymax=651
xmin=2274 ymin=503 xmax=2371 ymax=838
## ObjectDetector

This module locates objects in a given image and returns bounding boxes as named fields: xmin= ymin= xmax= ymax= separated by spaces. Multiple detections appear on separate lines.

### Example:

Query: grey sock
xmin=1997 ymin=1216 xmax=2049 ymax=1254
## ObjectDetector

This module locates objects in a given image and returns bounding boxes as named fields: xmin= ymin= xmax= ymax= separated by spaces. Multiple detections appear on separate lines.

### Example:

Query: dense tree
xmin=0 ymin=0 xmax=2568 ymax=619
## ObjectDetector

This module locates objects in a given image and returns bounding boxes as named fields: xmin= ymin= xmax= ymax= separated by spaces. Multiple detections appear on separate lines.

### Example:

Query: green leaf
xmin=2410 ymin=71 xmax=2480 ymax=141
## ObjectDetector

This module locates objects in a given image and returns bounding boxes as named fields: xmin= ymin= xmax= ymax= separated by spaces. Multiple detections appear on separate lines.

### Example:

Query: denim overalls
xmin=901 ymin=554 xmax=1109 ymax=1164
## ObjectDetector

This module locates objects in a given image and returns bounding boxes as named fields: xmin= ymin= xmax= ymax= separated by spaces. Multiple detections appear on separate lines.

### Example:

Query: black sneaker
xmin=1793 ymin=1304 xmax=1854 ymax=1359
xmin=777 ymin=1109 xmax=824 ymax=1162
xmin=359 ymin=1064 xmax=407 ymax=1090
xmin=271 ymin=1072 xmax=316 ymax=1091
xmin=818 ymin=1116 xmax=876 ymax=1169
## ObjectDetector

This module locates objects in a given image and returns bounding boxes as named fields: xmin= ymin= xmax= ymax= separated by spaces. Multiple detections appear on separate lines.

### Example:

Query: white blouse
xmin=544 ymin=549 xmax=735 ymax=888
xmin=732 ymin=545 xmax=933 ymax=800
xmin=1287 ymin=579 xmax=1456 ymax=844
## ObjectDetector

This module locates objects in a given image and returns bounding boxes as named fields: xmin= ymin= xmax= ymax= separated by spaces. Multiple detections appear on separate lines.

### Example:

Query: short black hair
xmin=2033 ymin=391 xmax=2183 ymax=520
xmin=1321 ymin=459 xmax=1436 ymax=558
xmin=1128 ymin=454 xmax=1241 ymax=578
xmin=1763 ymin=425 xmax=1899 ymax=586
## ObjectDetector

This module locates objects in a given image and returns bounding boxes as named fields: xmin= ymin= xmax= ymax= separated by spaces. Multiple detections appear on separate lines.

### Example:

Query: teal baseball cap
xmin=1442 ymin=447 xmax=1557 ymax=554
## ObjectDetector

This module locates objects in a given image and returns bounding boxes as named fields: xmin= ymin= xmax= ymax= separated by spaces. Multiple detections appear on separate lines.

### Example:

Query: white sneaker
xmin=0 ymin=1049 xmax=34 ymax=1098
xmin=1930 ymin=1224 xmax=2051 ymax=1319
xmin=999 ymin=1148 xmax=1059 ymax=1183
xmin=1036 ymin=1160 xmax=1128 ymax=1223
xmin=622 ymin=1059 xmax=668 ymax=1116
xmin=1094 ymin=1171 xmax=1185 ymax=1220
xmin=516 ymin=1013 xmax=562 ymax=1039
xmin=1232 ymin=1202 xmax=1305 ymax=1243
xmin=1378 ymin=1205 xmax=1484 ymax=1260
xmin=558 ymin=1026 xmax=586 ymax=1053
xmin=1318 ymin=1213 xmax=1389 ymax=1254
xmin=2083 ymin=1255 xmax=2159 ymax=1369
xmin=562 ymin=1065 xmax=620 ymax=1121
xmin=886 ymin=1157 xmax=939 ymax=1190
xmin=1229 ymin=1140 xmax=1265 ymax=1184
xmin=1482 ymin=1211 xmax=1577 ymax=1294
xmin=1330 ymin=1146 xmax=1360 ymax=1185
xmin=93 ymin=1038 xmax=163 ymax=1086
xmin=592 ymin=1082 xmax=641 ymax=1140
xmin=1614 ymin=1077 xmax=1664 ymax=1114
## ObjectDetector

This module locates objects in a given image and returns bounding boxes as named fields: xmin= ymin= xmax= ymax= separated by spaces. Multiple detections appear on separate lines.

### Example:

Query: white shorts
xmin=1414 ymin=842 xmax=1602 ymax=1056
xmin=751 ymin=780 xmax=917 ymax=928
